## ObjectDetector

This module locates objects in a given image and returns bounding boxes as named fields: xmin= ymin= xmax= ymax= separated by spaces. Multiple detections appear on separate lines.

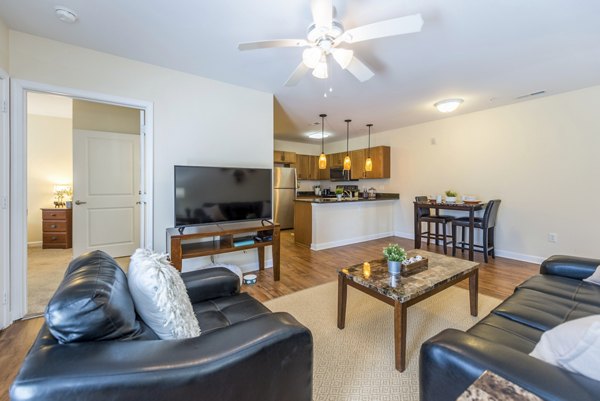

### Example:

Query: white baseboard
xmin=311 ymin=232 xmax=394 ymax=251
xmin=393 ymin=231 xmax=544 ymax=265
xmin=239 ymin=259 xmax=273 ymax=274
xmin=27 ymin=241 xmax=42 ymax=247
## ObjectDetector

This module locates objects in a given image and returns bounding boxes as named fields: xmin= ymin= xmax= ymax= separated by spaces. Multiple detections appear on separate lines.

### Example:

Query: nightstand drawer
xmin=43 ymin=233 xmax=68 ymax=245
xmin=42 ymin=209 xmax=69 ymax=220
xmin=43 ymin=221 xmax=68 ymax=232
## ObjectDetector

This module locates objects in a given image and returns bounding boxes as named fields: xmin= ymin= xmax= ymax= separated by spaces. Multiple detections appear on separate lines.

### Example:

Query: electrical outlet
xmin=548 ymin=233 xmax=558 ymax=243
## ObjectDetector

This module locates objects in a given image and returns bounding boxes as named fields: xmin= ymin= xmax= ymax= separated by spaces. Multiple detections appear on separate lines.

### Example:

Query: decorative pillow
xmin=128 ymin=248 xmax=201 ymax=339
xmin=46 ymin=250 xmax=141 ymax=343
xmin=583 ymin=266 xmax=600 ymax=285
xmin=530 ymin=315 xmax=600 ymax=380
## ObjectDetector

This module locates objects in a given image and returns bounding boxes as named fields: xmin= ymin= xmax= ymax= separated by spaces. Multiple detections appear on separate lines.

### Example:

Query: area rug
xmin=264 ymin=281 xmax=502 ymax=401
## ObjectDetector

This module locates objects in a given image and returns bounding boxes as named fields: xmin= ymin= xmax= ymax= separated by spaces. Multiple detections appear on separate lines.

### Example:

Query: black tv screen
xmin=174 ymin=166 xmax=272 ymax=226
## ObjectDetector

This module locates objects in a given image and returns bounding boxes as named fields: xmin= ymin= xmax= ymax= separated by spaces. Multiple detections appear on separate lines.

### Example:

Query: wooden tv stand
xmin=169 ymin=221 xmax=281 ymax=281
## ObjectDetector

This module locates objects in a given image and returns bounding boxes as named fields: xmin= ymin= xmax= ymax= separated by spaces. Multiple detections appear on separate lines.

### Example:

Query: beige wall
xmin=10 ymin=32 xmax=273 ymax=270
xmin=73 ymin=100 xmax=139 ymax=134
xmin=0 ymin=18 xmax=8 ymax=71
xmin=323 ymin=85 xmax=600 ymax=262
xmin=26 ymin=114 xmax=73 ymax=243
xmin=274 ymin=139 xmax=320 ymax=155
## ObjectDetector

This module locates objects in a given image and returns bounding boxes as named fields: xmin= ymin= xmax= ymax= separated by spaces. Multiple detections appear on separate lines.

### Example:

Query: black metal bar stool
xmin=452 ymin=199 xmax=501 ymax=263
xmin=415 ymin=196 xmax=454 ymax=254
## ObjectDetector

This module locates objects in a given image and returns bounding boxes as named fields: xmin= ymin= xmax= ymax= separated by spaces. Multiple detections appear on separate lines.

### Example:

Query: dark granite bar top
xmin=295 ymin=193 xmax=400 ymax=203
xmin=457 ymin=371 xmax=543 ymax=401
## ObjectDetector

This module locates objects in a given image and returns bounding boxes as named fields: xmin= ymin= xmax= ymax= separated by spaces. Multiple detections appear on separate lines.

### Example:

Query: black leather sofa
xmin=420 ymin=255 xmax=600 ymax=401
xmin=10 ymin=251 xmax=313 ymax=401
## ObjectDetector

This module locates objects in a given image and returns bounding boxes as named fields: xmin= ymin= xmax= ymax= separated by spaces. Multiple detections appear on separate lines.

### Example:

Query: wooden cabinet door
xmin=329 ymin=152 xmax=345 ymax=167
xmin=309 ymin=155 xmax=321 ymax=180
xmin=350 ymin=149 xmax=366 ymax=179
xmin=365 ymin=146 xmax=391 ymax=179
xmin=283 ymin=151 xmax=296 ymax=164
xmin=318 ymin=157 xmax=330 ymax=180
xmin=296 ymin=154 xmax=309 ymax=180
xmin=274 ymin=150 xmax=284 ymax=163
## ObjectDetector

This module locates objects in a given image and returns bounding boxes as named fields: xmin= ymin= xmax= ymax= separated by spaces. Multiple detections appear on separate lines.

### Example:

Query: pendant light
xmin=343 ymin=119 xmax=352 ymax=171
xmin=365 ymin=123 xmax=373 ymax=172
xmin=318 ymin=114 xmax=327 ymax=170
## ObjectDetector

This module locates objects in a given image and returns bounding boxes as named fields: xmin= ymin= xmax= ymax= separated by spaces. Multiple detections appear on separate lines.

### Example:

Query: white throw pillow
xmin=128 ymin=248 xmax=201 ymax=340
xmin=530 ymin=315 xmax=600 ymax=380
xmin=583 ymin=265 xmax=600 ymax=285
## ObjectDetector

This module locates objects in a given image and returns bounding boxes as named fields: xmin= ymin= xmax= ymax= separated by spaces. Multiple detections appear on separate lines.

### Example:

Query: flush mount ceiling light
xmin=54 ymin=6 xmax=78 ymax=23
xmin=308 ymin=131 xmax=332 ymax=139
xmin=434 ymin=98 xmax=464 ymax=113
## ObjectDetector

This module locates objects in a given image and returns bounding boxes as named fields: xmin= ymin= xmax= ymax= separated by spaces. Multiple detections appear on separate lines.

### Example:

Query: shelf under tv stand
xmin=169 ymin=221 xmax=281 ymax=281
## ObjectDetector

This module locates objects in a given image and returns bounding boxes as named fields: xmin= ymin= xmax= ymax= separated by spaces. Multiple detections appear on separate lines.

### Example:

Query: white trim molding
xmin=9 ymin=79 xmax=154 ymax=320
xmin=0 ymin=68 xmax=10 ymax=329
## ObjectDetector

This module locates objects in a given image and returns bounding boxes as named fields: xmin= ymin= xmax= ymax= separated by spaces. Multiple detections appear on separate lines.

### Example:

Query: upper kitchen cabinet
xmin=350 ymin=146 xmax=390 ymax=179
xmin=328 ymin=152 xmax=345 ymax=168
xmin=273 ymin=150 xmax=296 ymax=164
xmin=297 ymin=154 xmax=321 ymax=180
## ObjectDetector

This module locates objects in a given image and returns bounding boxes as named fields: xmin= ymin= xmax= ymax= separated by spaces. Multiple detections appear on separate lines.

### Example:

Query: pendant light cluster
xmin=315 ymin=114 xmax=375 ymax=173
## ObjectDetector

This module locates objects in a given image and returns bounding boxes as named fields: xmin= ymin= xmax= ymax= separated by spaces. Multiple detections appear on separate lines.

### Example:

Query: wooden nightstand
xmin=41 ymin=208 xmax=72 ymax=249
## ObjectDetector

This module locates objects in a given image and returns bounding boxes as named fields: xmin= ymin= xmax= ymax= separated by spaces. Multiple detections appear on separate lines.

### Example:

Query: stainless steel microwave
xmin=329 ymin=167 xmax=356 ymax=181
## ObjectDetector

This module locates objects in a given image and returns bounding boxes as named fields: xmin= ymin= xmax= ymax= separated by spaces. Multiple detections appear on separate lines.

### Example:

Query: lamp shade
xmin=343 ymin=155 xmax=351 ymax=171
xmin=312 ymin=60 xmax=328 ymax=79
xmin=365 ymin=157 xmax=373 ymax=172
xmin=319 ymin=153 xmax=327 ymax=169
xmin=302 ymin=47 xmax=322 ymax=68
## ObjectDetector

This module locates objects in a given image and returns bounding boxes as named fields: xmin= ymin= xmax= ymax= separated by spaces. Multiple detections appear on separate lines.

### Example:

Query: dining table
xmin=413 ymin=201 xmax=486 ymax=261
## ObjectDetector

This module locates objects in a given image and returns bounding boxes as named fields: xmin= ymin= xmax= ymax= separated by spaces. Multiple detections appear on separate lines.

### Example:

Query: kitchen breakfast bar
xmin=294 ymin=195 xmax=400 ymax=250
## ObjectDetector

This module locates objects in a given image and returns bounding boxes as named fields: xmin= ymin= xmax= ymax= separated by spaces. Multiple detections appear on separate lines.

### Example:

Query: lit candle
xmin=363 ymin=262 xmax=371 ymax=278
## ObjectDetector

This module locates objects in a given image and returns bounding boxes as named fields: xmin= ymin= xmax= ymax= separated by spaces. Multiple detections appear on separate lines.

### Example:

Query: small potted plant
xmin=445 ymin=190 xmax=458 ymax=204
xmin=383 ymin=244 xmax=407 ymax=274
xmin=335 ymin=187 xmax=344 ymax=201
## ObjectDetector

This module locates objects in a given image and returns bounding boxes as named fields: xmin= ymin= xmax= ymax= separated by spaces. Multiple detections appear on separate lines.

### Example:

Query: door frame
xmin=0 ymin=69 xmax=9 ymax=329
xmin=9 ymin=79 xmax=154 ymax=322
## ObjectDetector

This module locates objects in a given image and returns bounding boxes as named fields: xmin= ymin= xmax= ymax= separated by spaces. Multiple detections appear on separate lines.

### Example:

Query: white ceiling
xmin=2 ymin=0 xmax=600 ymax=142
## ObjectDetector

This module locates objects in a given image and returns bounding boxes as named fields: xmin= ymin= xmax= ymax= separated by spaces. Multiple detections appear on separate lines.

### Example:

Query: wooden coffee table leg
xmin=394 ymin=301 xmax=407 ymax=372
xmin=337 ymin=273 xmax=347 ymax=329
xmin=469 ymin=270 xmax=479 ymax=317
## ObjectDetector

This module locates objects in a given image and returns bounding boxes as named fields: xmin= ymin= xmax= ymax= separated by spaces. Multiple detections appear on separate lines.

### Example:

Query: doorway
xmin=10 ymin=81 xmax=152 ymax=320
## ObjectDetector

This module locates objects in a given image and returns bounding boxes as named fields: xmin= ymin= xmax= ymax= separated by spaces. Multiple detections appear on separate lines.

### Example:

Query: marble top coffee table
xmin=337 ymin=250 xmax=479 ymax=372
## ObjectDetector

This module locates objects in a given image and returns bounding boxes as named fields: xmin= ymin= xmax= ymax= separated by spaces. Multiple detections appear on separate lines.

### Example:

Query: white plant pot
xmin=445 ymin=196 xmax=456 ymax=204
xmin=336 ymin=194 xmax=343 ymax=201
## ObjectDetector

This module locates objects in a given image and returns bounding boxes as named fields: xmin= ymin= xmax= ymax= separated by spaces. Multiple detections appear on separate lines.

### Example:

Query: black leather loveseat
xmin=420 ymin=255 xmax=600 ymax=401
xmin=10 ymin=251 xmax=313 ymax=401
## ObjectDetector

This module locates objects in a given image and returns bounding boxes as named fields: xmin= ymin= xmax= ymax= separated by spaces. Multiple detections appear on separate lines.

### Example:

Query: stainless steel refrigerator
xmin=273 ymin=167 xmax=297 ymax=229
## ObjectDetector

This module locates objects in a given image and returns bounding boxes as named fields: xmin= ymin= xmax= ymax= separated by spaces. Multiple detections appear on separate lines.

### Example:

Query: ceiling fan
xmin=238 ymin=0 xmax=423 ymax=86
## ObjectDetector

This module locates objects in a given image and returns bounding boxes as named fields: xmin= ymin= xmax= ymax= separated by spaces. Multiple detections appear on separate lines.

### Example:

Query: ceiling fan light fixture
xmin=312 ymin=60 xmax=328 ymax=79
xmin=434 ymin=98 xmax=464 ymax=113
xmin=302 ymin=47 xmax=322 ymax=68
xmin=332 ymin=48 xmax=354 ymax=69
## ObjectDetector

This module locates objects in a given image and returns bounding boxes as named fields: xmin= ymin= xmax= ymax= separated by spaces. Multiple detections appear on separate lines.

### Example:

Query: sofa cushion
xmin=193 ymin=292 xmax=270 ymax=334
xmin=583 ymin=265 xmax=600 ymax=286
xmin=530 ymin=315 xmax=600 ymax=381
xmin=128 ymin=248 xmax=200 ymax=340
xmin=45 ymin=250 xmax=142 ymax=343
xmin=518 ymin=275 xmax=600 ymax=308
xmin=467 ymin=314 xmax=542 ymax=353
xmin=492 ymin=288 xmax=600 ymax=332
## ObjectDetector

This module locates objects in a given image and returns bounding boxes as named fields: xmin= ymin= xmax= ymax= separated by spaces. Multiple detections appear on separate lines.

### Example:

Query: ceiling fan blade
xmin=284 ymin=63 xmax=310 ymax=87
xmin=340 ymin=14 xmax=423 ymax=44
xmin=311 ymin=0 xmax=332 ymax=30
xmin=238 ymin=39 xmax=308 ymax=51
xmin=345 ymin=56 xmax=374 ymax=82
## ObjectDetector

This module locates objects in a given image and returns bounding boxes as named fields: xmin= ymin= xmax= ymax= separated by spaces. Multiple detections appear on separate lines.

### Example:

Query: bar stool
xmin=415 ymin=196 xmax=454 ymax=254
xmin=452 ymin=199 xmax=501 ymax=263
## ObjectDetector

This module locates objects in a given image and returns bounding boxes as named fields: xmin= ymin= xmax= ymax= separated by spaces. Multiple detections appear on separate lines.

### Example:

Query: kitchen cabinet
xmin=328 ymin=152 xmax=346 ymax=168
xmin=348 ymin=146 xmax=391 ymax=179
xmin=297 ymin=154 xmax=321 ymax=180
xmin=273 ymin=150 xmax=296 ymax=164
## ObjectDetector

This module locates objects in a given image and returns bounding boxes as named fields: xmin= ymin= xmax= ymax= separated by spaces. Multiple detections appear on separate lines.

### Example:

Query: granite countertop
xmin=457 ymin=371 xmax=543 ymax=401
xmin=295 ymin=193 xmax=399 ymax=203
xmin=339 ymin=250 xmax=479 ymax=303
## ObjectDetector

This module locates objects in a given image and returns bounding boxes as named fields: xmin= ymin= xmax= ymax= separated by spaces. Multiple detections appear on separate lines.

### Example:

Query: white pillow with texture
xmin=583 ymin=265 xmax=600 ymax=285
xmin=128 ymin=248 xmax=200 ymax=340
xmin=530 ymin=315 xmax=600 ymax=380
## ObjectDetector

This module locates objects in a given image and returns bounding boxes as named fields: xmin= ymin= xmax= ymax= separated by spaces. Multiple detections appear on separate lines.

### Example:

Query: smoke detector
xmin=54 ymin=6 xmax=78 ymax=23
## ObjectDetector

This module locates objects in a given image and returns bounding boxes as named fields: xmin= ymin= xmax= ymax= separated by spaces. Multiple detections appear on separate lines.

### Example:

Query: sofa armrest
xmin=540 ymin=255 xmax=600 ymax=280
xmin=11 ymin=312 xmax=312 ymax=401
xmin=420 ymin=329 xmax=600 ymax=401
xmin=181 ymin=267 xmax=240 ymax=303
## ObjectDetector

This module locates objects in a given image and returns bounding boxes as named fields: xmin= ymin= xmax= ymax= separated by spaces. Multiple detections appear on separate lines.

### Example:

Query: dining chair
xmin=415 ymin=196 xmax=454 ymax=254
xmin=451 ymin=199 xmax=501 ymax=263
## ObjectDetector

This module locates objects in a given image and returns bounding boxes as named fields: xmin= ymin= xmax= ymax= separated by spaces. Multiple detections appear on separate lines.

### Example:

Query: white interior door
xmin=73 ymin=130 xmax=140 ymax=257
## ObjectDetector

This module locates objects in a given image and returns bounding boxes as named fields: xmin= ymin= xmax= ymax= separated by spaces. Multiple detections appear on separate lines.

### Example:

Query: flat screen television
xmin=174 ymin=165 xmax=272 ymax=227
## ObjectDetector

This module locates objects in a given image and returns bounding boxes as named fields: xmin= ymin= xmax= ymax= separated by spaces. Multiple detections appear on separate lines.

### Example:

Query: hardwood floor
xmin=0 ymin=232 xmax=539 ymax=400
